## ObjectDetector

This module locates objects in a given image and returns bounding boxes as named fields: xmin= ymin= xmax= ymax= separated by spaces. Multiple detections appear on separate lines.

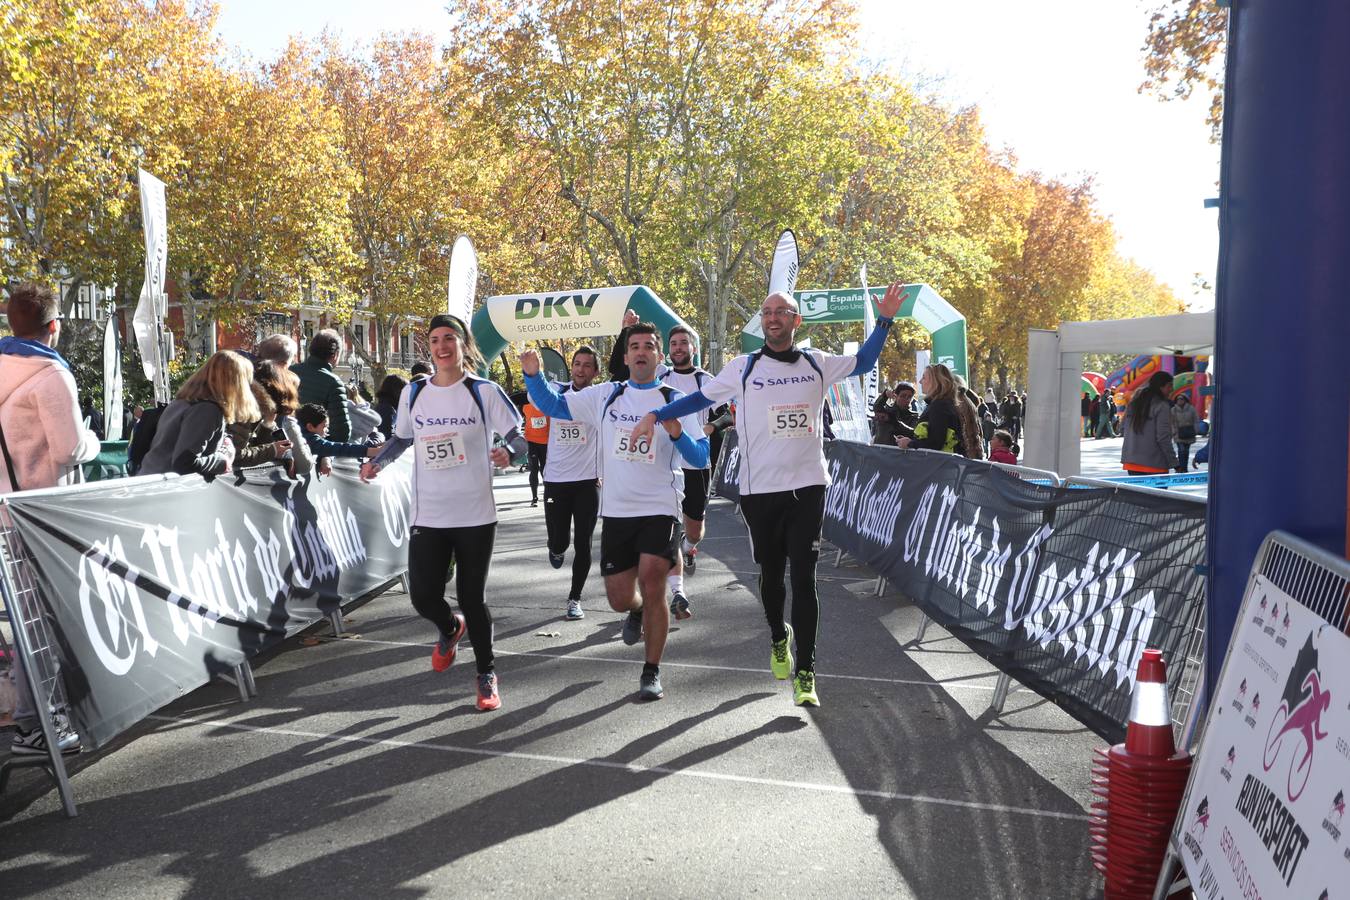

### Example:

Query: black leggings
xmin=739 ymin=485 xmax=826 ymax=673
xmin=408 ymin=523 xmax=496 ymax=674
xmin=527 ymin=443 xmax=548 ymax=499
xmin=544 ymin=479 xmax=599 ymax=599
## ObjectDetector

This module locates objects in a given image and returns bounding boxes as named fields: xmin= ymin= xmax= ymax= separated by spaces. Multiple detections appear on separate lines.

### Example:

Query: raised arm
xmin=848 ymin=281 xmax=905 ymax=377
xmin=520 ymin=348 xmax=574 ymax=420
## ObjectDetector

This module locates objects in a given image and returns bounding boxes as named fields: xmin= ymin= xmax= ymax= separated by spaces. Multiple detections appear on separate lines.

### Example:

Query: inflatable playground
xmin=1081 ymin=354 xmax=1211 ymax=416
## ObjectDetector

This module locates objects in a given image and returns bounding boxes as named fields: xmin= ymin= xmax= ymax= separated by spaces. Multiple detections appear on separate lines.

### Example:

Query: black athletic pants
xmin=544 ymin=479 xmax=599 ymax=599
xmin=527 ymin=442 xmax=548 ymax=500
xmin=408 ymin=523 xmax=496 ymax=674
xmin=738 ymin=485 xmax=826 ymax=673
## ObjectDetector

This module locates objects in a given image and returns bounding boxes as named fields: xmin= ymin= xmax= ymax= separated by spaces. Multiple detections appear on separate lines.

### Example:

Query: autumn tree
xmin=1141 ymin=0 xmax=1228 ymax=140
xmin=0 ymin=0 xmax=216 ymax=307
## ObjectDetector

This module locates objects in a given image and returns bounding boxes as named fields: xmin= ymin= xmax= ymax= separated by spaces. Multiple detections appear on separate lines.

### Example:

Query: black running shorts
xmin=600 ymin=515 xmax=683 ymax=575
xmin=680 ymin=468 xmax=710 ymax=521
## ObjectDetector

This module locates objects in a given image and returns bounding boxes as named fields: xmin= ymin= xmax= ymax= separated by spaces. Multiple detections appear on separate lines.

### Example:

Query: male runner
xmin=541 ymin=346 xmax=602 ymax=621
xmin=523 ymin=323 xmax=708 ymax=701
xmin=661 ymin=325 xmax=715 ymax=616
xmin=521 ymin=395 xmax=549 ymax=506
xmin=629 ymin=283 xmax=905 ymax=706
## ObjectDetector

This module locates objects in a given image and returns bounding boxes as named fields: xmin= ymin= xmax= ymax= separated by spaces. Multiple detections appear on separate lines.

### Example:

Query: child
xmin=989 ymin=429 xmax=1018 ymax=465
xmin=298 ymin=403 xmax=383 ymax=461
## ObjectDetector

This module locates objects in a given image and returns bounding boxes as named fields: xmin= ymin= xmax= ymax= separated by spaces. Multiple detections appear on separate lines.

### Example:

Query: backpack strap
xmin=659 ymin=385 xmax=676 ymax=405
xmin=740 ymin=349 xmax=765 ymax=390
xmin=693 ymin=369 xmax=708 ymax=391
xmin=600 ymin=381 xmax=628 ymax=418
xmin=0 ymin=422 xmax=20 ymax=492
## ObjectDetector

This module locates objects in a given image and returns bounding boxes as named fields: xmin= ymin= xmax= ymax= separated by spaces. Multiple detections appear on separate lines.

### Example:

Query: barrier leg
xmin=1150 ymin=847 xmax=1185 ymax=900
xmin=987 ymin=672 xmax=1012 ymax=716
xmin=872 ymin=575 xmax=885 ymax=596
xmin=834 ymin=548 xmax=843 ymax=568
xmin=915 ymin=613 xmax=931 ymax=643
xmin=400 ymin=573 xmax=412 ymax=594
xmin=327 ymin=608 xmax=346 ymax=637
xmin=229 ymin=665 xmax=250 ymax=704
xmin=240 ymin=660 xmax=258 ymax=698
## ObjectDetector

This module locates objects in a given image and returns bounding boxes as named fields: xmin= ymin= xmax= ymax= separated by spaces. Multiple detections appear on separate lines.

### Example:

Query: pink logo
xmin=1263 ymin=634 xmax=1331 ymax=803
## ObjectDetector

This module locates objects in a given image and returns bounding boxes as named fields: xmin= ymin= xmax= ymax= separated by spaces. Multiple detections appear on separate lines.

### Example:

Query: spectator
xmin=254 ymin=360 xmax=313 ymax=478
xmin=1095 ymin=390 xmax=1117 ymax=439
xmin=1171 ymin=393 xmax=1200 ymax=473
xmin=255 ymin=333 xmax=298 ymax=368
xmin=291 ymin=329 xmax=350 ymax=441
xmin=80 ymin=396 xmax=105 ymax=440
xmin=999 ymin=392 xmax=1022 ymax=443
xmin=225 ymin=379 xmax=288 ymax=472
xmin=374 ymin=374 xmax=407 ymax=439
xmin=989 ymin=429 xmax=1018 ymax=465
xmin=1121 ymin=371 xmax=1178 ymax=476
xmin=346 ymin=382 xmax=383 ymax=443
xmin=896 ymin=364 xmax=975 ymax=456
xmin=139 ymin=351 xmax=259 ymax=479
xmin=296 ymin=403 xmax=383 ymax=463
xmin=953 ymin=375 xmax=987 ymax=460
xmin=410 ymin=361 xmax=432 ymax=383
xmin=872 ymin=381 xmax=917 ymax=447
xmin=0 ymin=284 xmax=99 ymax=756
xmin=1081 ymin=392 xmax=1092 ymax=437
xmin=126 ymin=403 xmax=144 ymax=437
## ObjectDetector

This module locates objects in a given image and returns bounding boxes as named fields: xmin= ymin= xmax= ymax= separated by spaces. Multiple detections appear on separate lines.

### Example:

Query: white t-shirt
xmin=662 ymin=367 xmax=712 ymax=470
xmin=700 ymin=350 xmax=857 ymax=495
xmin=544 ymin=381 xmax=599 ymax=483
xmin=394 ymin=377 xmax=521 ymax=528
xmin=560 ymin=380 xmax=703 ymax=520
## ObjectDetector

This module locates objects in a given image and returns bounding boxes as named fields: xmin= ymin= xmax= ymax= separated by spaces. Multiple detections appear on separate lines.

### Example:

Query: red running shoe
xmin=431 ymin=614 xmax=467 ymax=672
xmin=476 ymin=672 xmax=501 ymax=711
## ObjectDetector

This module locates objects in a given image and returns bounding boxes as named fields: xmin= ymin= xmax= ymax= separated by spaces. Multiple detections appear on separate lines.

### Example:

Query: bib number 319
xmin=768 ymin=403 xmax=813 ymax=439
xmin=613 ymin=427 xmax=655 ymax=464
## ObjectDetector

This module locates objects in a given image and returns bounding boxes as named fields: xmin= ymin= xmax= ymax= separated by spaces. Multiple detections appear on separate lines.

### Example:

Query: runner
xmin=361 ymin=314 xmax=524 ymax=712
xmin=629 ymin=284 xmax=906 ymax=706
xmin=661 ymin=324 xmax=715 ymax=620
xmin=542 ymin=346 xmax=603 ymax=621
xmin=521 ymin=394 xmax=549 ymax=506
xmin=523 ymin=322 xmax=709 ymax=701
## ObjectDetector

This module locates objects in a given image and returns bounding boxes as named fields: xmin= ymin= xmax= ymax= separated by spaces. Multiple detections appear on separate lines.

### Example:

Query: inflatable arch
xmin=470 ymin=285 xmax=700 ymax=369
xmin=739 ymin=283 xmax=968 ymax=379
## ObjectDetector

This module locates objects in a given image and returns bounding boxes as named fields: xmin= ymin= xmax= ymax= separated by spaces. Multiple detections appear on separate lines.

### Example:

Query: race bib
xmin=768 ymin=403 xmax=813 ymax=439
xmin=529 ymin=415 xmax=547 ymax=430
xmin=419 ymin=431 xmax=467 ymax=470
xmin=555 ymin=422 xmax=587 ymax=447
xmin=612 ymin=427 xmax=655 ymax=464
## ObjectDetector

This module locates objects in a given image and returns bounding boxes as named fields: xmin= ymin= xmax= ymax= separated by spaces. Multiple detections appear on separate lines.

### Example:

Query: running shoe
xmin=549 ymin=551 xmax=565 ymax=569
xmin=431 ymin=614 xmax=468 ymax=672
xmin=621 ymin=608 xmax=643 ymax=645
xmin=10 ymin=715 xmax=81 ymax=756
xmin=669 ymin=590 xmax=692 ymax=620
xmin=566 ymin=598 xmax=585 ymax=620
xmin=531 ymin=497 xmax=539 ymax=507
xmin=770 ymin=624 xmax=795 ymax=681
xmin=683 ymin=547 xmax=697 ymax=574
xmin=476 ymin=672 xmax=501 ymax=711
xmin=638 ymin=671 xmax=664 ymax=701
xmin=793 ymin=670 xmax=820 ymax=707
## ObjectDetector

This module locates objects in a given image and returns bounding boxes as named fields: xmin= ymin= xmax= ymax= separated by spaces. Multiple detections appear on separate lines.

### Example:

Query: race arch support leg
xmin=1206 ymin=1 xmax=1350 ymax=692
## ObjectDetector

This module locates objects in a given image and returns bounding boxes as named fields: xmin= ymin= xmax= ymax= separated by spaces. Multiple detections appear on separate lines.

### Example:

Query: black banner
xmin=4 ymin=459 xmax=413 ymax=748
xmin=712 ymin=429 xmax=741 ymax=501
xmin=820 ymin=441 xmax=1205 ymax=743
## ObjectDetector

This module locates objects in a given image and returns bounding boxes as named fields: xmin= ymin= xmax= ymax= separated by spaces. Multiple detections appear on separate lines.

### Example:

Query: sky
xmin=213 ymin=0 xmax=1221 ymax=310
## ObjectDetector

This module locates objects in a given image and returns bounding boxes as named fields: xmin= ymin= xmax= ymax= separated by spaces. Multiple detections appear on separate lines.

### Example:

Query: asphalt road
xmin=1 ymin=470 xmax=1105 ymax=898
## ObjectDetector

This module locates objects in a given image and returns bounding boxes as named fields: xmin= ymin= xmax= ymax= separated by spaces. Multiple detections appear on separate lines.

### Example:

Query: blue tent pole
xmin=1206 ymin=1 xmax=1350 ymax=694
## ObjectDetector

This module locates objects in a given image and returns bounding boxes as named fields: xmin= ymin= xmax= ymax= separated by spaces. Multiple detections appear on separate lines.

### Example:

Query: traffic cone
xmin=1090 ymin=648 xmax=1192 ymax=900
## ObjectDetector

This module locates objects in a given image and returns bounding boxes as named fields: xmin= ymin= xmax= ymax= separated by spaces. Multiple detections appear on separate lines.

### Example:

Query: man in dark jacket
xmin=290 ymin=329 xmax=350 ymax=441
xmin=872 ymin=381 xmax=917 ymax=446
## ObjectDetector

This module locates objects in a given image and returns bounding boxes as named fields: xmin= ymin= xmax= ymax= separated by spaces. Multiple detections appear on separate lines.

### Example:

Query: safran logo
xmin=749 ymin=374 xmax=816 ymax=390
xmin=1263 ymin=633 xmax=1331 ymax=803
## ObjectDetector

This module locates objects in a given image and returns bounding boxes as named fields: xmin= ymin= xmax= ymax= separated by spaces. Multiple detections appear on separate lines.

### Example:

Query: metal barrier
xmin=830 ymin=446 xmax=1209 ymax=733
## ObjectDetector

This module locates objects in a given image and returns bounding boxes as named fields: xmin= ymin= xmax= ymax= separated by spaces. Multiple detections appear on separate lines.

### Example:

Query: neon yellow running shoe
xmin=793 ymin=670 xmax=819 ymax=707
xmin=770 ymin=624 xmax=794 ymax=680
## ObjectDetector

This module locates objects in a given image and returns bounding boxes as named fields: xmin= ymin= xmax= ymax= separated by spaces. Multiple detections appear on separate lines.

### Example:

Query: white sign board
xmin=484 ymin=286 xmax=634 ymax=343
xmin=1176 ymin=575 xmax=1345 ymax=899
